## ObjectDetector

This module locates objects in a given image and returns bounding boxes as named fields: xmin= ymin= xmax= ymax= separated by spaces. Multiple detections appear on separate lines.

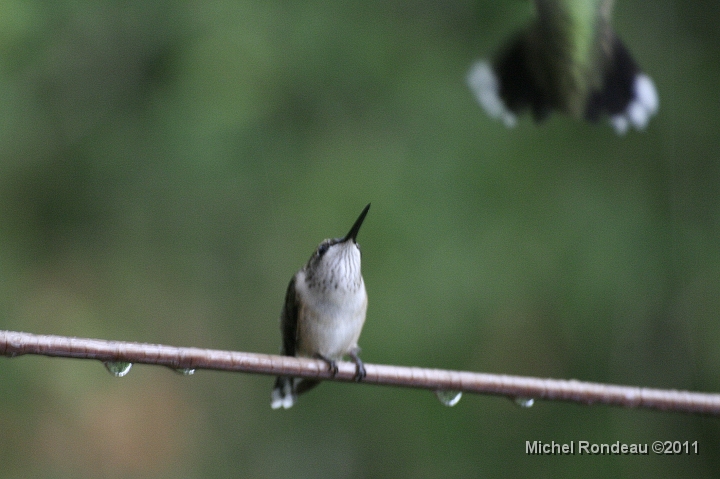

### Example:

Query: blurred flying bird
xmin=467 ymin=0 xmax=658 ymax=134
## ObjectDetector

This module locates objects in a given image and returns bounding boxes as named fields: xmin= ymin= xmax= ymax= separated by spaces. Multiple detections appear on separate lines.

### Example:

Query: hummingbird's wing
xmin=272 ymin=274 xmax=321 ymax=409
xmin=280 ymin=275 xmax=299 ymax=357
xmin=271 ymin=276 xmax=300 ymax=410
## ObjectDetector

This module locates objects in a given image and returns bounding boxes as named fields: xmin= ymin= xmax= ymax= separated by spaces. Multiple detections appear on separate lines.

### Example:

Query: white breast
xmin=294 ymin=270 xmax=368 ymax=360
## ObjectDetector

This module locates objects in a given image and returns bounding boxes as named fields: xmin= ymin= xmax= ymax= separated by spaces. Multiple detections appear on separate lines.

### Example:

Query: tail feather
xmin=467 ymin=28 xmax=657 ymax=134
xmin=270 ymin=377 xmax=322 ymax=409
xmin=271 ymin=376 xmax=296 ymax=410
xmin=585 ymin=34 xmax=658 ymax=134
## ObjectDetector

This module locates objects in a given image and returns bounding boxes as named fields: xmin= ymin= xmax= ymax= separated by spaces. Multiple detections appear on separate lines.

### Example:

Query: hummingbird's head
xmin=305 ymin=204 xmax=370 ymax=292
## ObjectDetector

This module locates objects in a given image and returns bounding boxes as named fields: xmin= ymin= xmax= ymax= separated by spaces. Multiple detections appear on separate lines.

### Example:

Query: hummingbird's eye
xmin=317 ymin=243 xmax=329 ymax=256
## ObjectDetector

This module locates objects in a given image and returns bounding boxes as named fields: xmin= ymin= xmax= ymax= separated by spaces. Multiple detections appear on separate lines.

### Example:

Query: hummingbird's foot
xmin=349 ymin=350 xmax=366 ymax=382
xmin=314 ymin=353 xmax=338 ymax=376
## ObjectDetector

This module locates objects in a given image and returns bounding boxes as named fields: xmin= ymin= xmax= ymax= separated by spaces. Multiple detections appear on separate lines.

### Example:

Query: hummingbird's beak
xmin=343 ymin=203 xmax=371 ymax=243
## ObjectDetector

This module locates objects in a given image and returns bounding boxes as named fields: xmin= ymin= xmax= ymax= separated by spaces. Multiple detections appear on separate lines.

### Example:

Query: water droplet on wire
xmin=435 ymin=390 xmax=462 ymax=407
xmin=103 ymin=361 xmax=132 ymax=377
xmin=514 ymin=397 xmax=535 ymax=408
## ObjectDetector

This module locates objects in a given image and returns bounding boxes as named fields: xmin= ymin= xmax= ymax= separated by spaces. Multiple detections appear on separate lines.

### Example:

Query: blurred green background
xmin=1 ymin=0 xmax=719 ymax=477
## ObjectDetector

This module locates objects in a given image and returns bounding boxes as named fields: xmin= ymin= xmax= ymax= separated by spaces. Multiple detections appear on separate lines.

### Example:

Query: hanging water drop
xmin=103 ymin=361 xmax=133 ymax=377
xmin=164 ymin=365 xmax=196 ymax=375
xmin=435 ymin=390 xmax=462 ymax=407
xmin=514 ymin=397 xmax=535 ymax=408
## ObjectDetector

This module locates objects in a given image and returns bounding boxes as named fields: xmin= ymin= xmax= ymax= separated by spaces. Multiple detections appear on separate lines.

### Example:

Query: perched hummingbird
xmin=271 ymin=204 xmax=370 ymax=409
xmin=467 ymin=0 xmax=658 ymax=134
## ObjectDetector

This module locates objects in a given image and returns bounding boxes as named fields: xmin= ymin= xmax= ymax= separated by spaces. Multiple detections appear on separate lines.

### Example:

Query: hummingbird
xmin=271 ymin=204 xmax=370 ymax=409
xmin=466 ymin=0 xmax=658 ymax=134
